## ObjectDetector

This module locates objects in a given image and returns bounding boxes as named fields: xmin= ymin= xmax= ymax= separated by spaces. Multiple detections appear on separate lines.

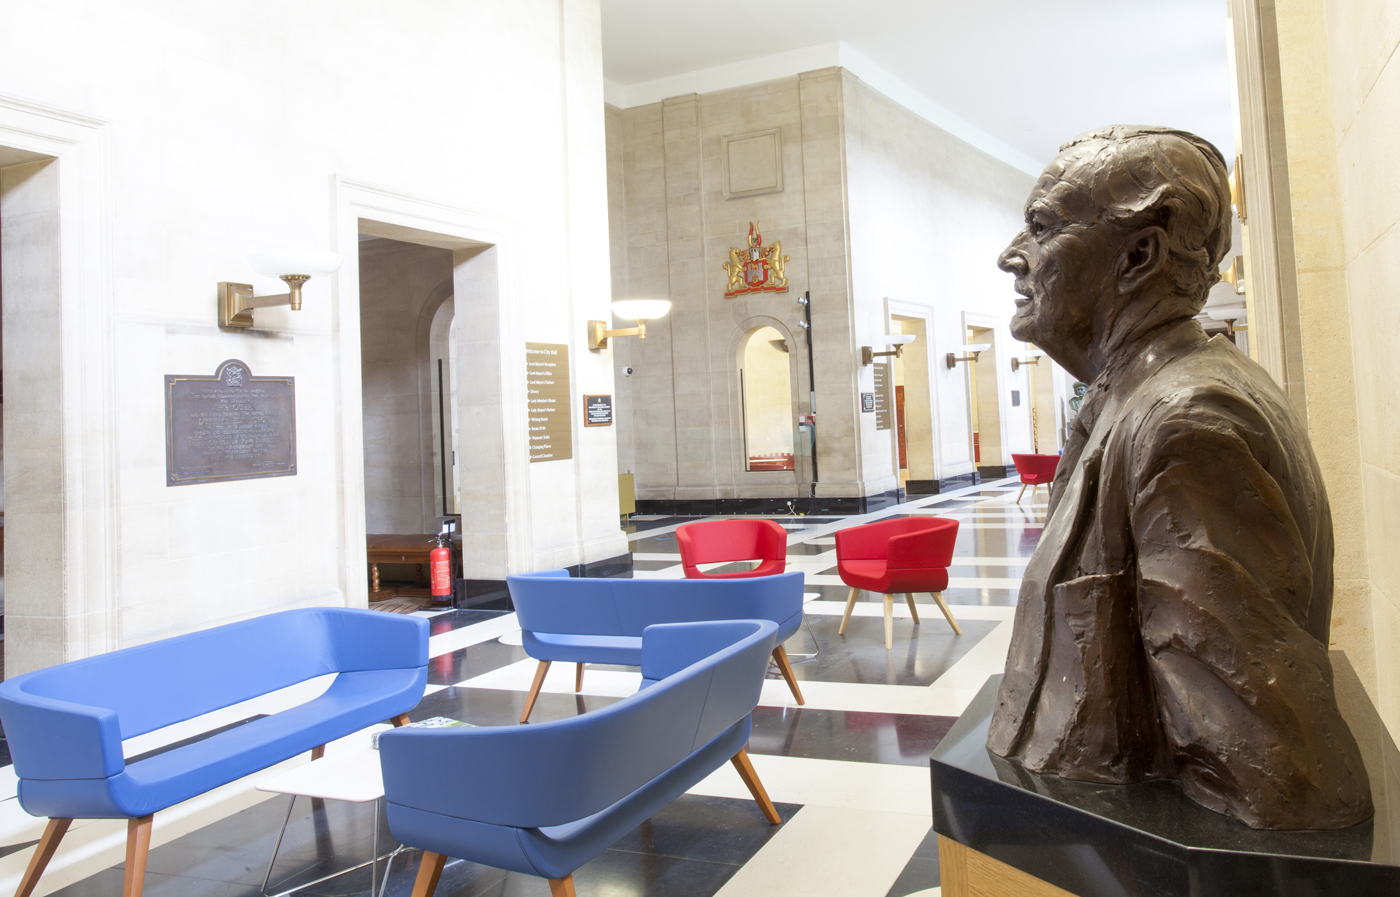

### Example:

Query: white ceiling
xmin=600 ymin=0 xmax=1234 ymax=173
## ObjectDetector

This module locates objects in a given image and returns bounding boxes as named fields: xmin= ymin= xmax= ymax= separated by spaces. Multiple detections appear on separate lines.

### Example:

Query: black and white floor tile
xmin=0 ymin=476 xmax=1046 ymax=897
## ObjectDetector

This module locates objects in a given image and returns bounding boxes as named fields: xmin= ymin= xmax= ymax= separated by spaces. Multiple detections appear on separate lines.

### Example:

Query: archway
xmin=739 ymin=325 xmax=796 ymax=472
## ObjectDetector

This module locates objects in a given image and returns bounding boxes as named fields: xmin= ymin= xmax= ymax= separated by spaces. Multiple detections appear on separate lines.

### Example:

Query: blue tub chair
xmin=508 ymin=569 xmax=806 ymax=721
xmin=379 ymin=618 xmax=782 ymax=897
xmin=0 ymin=608 xmax=428 ymax=897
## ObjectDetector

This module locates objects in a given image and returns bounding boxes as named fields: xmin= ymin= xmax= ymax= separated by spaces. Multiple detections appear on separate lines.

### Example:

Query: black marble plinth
xmin=931 ymin=658 xmax=1400 ymax=897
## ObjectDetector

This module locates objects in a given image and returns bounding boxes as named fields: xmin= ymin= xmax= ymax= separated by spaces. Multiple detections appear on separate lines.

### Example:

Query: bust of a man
xmin=988 ymin=125 xmax=1372 ymax=830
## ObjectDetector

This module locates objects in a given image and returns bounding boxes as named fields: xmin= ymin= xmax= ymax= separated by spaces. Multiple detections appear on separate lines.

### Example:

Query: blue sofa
xmin=507 ymin=569 xmax=806 ymax=721
xmin=0 ymin=607 xmax=428 ymax=897
xmin=379 ymin=618 xmax=782 ymax=897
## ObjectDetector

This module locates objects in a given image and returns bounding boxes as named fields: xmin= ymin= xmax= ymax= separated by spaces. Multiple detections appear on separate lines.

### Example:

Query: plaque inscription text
xmin=527 ymin=342 xmax=573 ymax=462
xmin=166 ymin=359 xmax=297 ymax=486
xmin=873 ymin=363 xmax=892 ymax=431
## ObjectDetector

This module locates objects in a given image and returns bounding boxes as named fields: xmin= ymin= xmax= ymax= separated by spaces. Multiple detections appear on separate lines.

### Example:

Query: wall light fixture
xmin=588 ymin=299 xmax=672 ymax=350
xmin=946 ymin=343 xmax=991 ymax=369
xmin=1207 ymin=305 xmax=1249 ymax=335
xmin=1011 ymin=350 xmax=1045 ymax=372
xmin=1220 ymin=256 xmax=1245 ymax=295
xmin=218 ymin=250 xmax=344 ymax=329
xmin=861 ymin=333 xmax=915 ymax=366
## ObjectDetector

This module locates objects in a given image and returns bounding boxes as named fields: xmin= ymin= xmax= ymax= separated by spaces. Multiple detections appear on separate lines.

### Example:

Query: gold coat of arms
xmin=723 ymin=222 xmax=789 ymax=297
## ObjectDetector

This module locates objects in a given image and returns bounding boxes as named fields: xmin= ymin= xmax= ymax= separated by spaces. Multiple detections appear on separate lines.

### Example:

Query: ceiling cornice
xmin=602 ymin=41 xmax=1043 ymax=177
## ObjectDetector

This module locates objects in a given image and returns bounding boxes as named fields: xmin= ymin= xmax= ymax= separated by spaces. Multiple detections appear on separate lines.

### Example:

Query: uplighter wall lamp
xmin=588 ymin=299 xmax=672 ymax=350
xmin=860 ymin=333 xmax=916 ymax=366
xmin=1011 ymin=350 xmax=1045 ymax=372
xmin=1207 ymin=305 xmax=1249 ymax=335
xmin=946 ymin=343 xmax=991 ymax=369
xmin=218 ymin=250 xmax=344 ymax=329
xmin=1220 ymin=255 xmax=1245 ymax=295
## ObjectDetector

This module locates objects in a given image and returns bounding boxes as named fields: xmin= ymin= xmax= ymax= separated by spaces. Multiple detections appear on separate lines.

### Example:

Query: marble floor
xmin=0 ymin=476 xmax=1045 ymax=897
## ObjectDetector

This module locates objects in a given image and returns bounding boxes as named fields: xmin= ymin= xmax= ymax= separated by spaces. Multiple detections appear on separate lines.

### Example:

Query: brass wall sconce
xmin=1220 ymin=255 xmax=1245 ymax=295
xmin=218 ymin=250 xmax=343 ymax=329
xmin=588 ymin=299 xmax=672 ymax=350
xmin=861 ymin=333 xmax=916 ymax=366
xmin=1011 ymin=350 xmax=1045 ymax=372
xmin=946 ymin=343 xmax=991 ymax=369
xmin=1207 ymin=305 xmax=1249 ymax=335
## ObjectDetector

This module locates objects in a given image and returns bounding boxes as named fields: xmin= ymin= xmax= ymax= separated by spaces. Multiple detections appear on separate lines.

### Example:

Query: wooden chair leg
xmin=575 ymin=662 xmax=585 ymax=693
xmin=838 ymin=586 xmax=859 ymax=635
xmin=548 ymin=874 xmax=578 ymax=897
xmin=14 ymin=817 xmax=71 ymax=897
xmin=520 ymin=660 xmax=552 ymax=723
xmin=410 ymin=850 xmax=447 ymax=897
xmin=883 ymin=594 xmax=895 ymax=649
xmin=771 ymin=645 xmax=805 ymax=705
xmin=904 ymin=592 xmax=920 ymax=624
xmin=391 ymin=713 xmax=411 ymax=727
xmin=123 ymin=815 xmax=153 ymax=897
xmin=1016 ymin=483 xmax=1027 ymax=503
xmin=310 ymin=745 xmax=325 ymax=761
xmin=730 ymin=749 xmax=783 ymax=824
xmin=932 ymin=591 xmax=963 ymax=635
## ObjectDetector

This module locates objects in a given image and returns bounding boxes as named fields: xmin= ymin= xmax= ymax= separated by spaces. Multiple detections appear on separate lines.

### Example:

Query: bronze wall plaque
xmin=526 ymin=342 xmax=572 ymax=462
xmin=873 ymin=364 xmax=892 ymax=431
xmin=165 ymin=359 xmax=296 ymax=486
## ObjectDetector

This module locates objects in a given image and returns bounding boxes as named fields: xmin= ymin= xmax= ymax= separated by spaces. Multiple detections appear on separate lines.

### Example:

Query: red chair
xmin=676 ymin=519 xmax=788 ymax=579
xmin=834 ymin=517 xmax=961 ymax=650
xmin=1011 ymin=453 xmax=1060 ymax=503
xmin=676 ymin=519 xmax=804 ymax=704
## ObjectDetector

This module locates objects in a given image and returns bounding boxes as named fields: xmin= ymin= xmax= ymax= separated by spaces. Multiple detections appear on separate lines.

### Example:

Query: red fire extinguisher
xmin=430 ymin=520 xmax=455 ymax=606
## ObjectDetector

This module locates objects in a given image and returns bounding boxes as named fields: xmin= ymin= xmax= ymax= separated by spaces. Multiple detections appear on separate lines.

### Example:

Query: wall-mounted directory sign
xmin=873 ymin=363 xmax=892 ymax=431
xmin=526 ymin=342 xmax=572 ymax=462
xmin=584 ymin=394 xmax=613 ymax=427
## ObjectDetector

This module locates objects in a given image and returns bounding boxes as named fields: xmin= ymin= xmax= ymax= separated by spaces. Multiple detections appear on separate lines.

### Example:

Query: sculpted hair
xmin=1058 ymin=126 xmax=1232 ymax=311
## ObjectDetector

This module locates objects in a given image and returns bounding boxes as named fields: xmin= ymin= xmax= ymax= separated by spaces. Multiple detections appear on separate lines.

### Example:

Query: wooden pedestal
xmin=937 ymin=836 xmax=1078 ymax=897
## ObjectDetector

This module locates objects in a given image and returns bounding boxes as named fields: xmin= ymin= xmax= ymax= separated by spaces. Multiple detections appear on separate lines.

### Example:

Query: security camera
xmin=623 ymin=366 xmax=634 ymax=376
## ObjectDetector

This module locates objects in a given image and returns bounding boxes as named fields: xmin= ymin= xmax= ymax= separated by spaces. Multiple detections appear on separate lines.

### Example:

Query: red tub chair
xmin=835 ymin=517 xmax=961 ymax=650
xmin=676 ymin=519 xmax=803 ymax=704
xmin=1011 ymin=453 xmax=1060 ymax=503
xmin=676 ymin=519 xmax=788 ymax=580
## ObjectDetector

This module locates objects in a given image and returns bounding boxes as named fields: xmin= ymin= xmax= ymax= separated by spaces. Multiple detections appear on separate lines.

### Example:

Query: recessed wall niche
xmin=722 ymin=128 xmax=784 ymax=199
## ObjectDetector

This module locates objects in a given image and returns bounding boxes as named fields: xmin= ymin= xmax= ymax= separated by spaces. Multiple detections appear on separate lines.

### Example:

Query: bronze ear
xmin=1116 ymin=227 xmax=1167 ymax=295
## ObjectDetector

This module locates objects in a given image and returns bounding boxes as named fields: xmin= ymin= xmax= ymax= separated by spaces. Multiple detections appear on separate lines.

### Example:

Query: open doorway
xmin=358 ymin=234 xmax=458 ymax=608
xmin=740 ymin=325 xmax=796 ymax=471
xmin=965 ymin=323 xmax=1004 ymax=477
xmin=1024 ymin=342 xmax=1059 ymax=454
xmin=890 ymin=314 xmax=933 ymax=490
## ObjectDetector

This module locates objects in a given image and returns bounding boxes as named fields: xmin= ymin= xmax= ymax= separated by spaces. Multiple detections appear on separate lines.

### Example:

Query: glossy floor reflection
xmin=47 ymin=795 xmax=798 ymax=897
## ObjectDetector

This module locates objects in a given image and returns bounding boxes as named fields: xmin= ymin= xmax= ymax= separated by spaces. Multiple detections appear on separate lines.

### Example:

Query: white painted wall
xmin=843 ymin=76 xmax=1041 ymax=481
xmin=0 ymin=0 xmax=624 ymax=674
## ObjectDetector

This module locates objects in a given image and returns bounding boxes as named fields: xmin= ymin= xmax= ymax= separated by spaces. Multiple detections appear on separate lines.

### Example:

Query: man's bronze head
xmin=998 ymin=126 xmax=1232 ymax=381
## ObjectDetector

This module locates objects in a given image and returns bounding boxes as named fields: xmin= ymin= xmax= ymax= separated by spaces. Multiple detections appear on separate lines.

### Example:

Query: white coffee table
xmin=255 ymin=726 xmax=406 ymax=897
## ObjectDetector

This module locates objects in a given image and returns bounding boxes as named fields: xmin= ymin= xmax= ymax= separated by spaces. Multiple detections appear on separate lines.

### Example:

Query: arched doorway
xmin=739 ymin=325 xmax=796 ymax=472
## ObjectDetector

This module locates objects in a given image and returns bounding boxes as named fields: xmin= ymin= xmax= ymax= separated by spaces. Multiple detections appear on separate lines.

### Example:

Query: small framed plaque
xmin=861 ymin=393 xmax=875 ymax=413
xmin=584 ymin=394 xmax=613 ymax=427
xmin=165 ymin=359 xmax=296 ymax=486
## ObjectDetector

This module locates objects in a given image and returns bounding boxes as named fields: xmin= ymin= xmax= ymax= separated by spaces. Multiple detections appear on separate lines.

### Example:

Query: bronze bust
xmin=988 ymin=125 xmax=1372 ymax=830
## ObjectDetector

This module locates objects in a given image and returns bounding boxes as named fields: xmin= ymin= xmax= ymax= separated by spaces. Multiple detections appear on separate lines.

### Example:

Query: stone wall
xmin=605 ymin=67 xmax=1046 ymax=506
xmin=0 ymin=0 xmax=624 ymax=674
xmin=842 ymin=75 xmax=1046 ymax=482
xmin=1285 ymin=0 xmax=1400 ymax=733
